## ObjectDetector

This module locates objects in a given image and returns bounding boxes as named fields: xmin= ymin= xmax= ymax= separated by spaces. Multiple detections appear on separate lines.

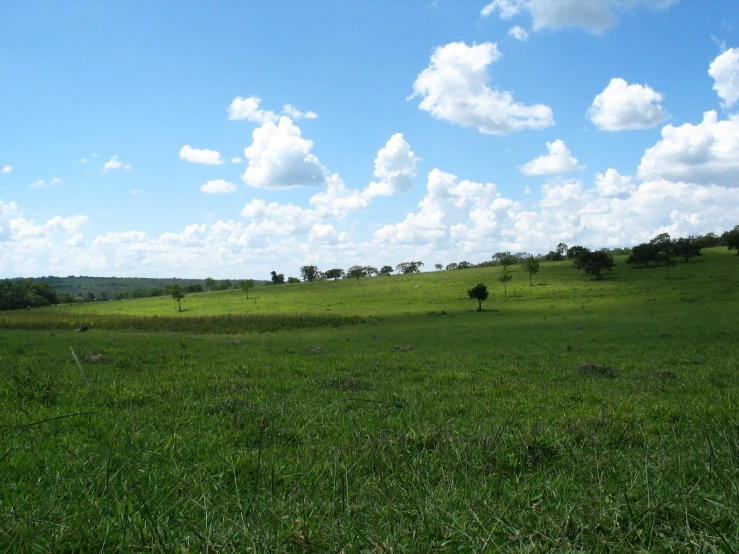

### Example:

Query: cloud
xmin=1 ymin=165 xmax=12 ymax=174
xmin=228 ymin=96 xmax=277 ymax=123
xmin=410 ymin=41 xmax=554 ymax=135
xmin=588 ymin=78 xmax=669 ymax=130
xmin=508 ymin=25 xmax=529 ymax=40
xmin=594 ymin=168 xmax=635 ymax=197
xmin=365 ymin=133 xmax=420 ymax=197
xmin=79 ymin=158 xmax=88 ymax=164
xmin=480 ymin=0 xmax=681 ymax=34
xmin=519 ymin=139 xmax=584 ymax=175
xmin=130 ymin=190 xmax=144 ymax=195
xmin=231 ymin=157 xmax=243 ymax=163
xmin=179 ymin=145 xmax=223 ymax=165
xmin=637 ymin=111 xmax=739 ymax=186
xmin=282 ymin=104 xmax=319 ymax=120
xmin=200 ymin=179 xmax=237 ymax=194
xmin=241 ymin=116 xmax=326 ymax=189
xmin=30 ymin=180 xmax=45 ymax=189
xmin=709 ymin=47 xmax=739 ymax=108
xmin=102 ymin=155 xmax=131 ymax=172
xmin=374 ymin=168 xmax=515 ymax=247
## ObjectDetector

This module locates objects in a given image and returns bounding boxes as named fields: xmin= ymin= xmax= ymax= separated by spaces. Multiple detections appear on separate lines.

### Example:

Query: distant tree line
xmin=0 ymin=279 xmax=75 ymax=310
xmin=264 ymin=225 xmax=739 ymax=288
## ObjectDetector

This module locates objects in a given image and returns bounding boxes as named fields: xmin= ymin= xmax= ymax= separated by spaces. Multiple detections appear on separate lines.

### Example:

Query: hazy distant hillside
xmin=22 ymin=276 xmax=229 ymax=298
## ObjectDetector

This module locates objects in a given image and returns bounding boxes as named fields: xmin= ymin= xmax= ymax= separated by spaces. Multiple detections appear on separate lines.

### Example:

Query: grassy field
xmin=2 ymin=249 xmax=738 ymax=551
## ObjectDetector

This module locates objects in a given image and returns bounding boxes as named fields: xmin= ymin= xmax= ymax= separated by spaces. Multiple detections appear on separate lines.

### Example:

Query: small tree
xmin=270 ymin=271 xmax=285 ymax=285
xmin=238 ymin=279 xmax=255 ymax=298
xmin=467 ymin=283 xmax=489 ymax=311
xmin=434 ymin=263 xmax=443 ymax=271
xmin=300 ymin=265 xmax=320 ymax=282
xmin=171 ymin=284 xmax=186 ymax=312
xmin=521 ymin=255 xmax=540 ymax=285
xmin=445 ymin=262 xmax=458 ymax=271
xmin=204 ymin=277 xmax=216 ymax=291
xmin=324 ymin=268 xmax=345 ymax=281
xmin=287 ymin=276 xmax=300 ymax=284
xmin=498 ymin=266 xmax=512 ymax=297
xmin=380 ymin=265 xmax=394 ymax=276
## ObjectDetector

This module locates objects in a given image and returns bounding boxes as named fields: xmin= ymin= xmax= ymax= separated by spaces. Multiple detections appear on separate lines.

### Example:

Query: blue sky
xmin=1 ymin=0 xmax=739 ymax=278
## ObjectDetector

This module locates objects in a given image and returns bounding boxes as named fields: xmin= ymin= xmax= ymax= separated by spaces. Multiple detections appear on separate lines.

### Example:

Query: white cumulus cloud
xmin=1 ymin=165 xmax=12 ymax=174
xmin=480 ymin=0 xmax=680 ymax=34
xmin=282 ymin=104 xmax=319 ymax=120
xmin=709 ymin=47 xmax=739 ymax=108
xmin=508 ymin=25 xmax=529 ymax=40
xmin=228 ymin=96 xmax=278 ymax=123
xmin=365 ymin=133 xmax=420 ymax=197
xmin=638 ymin=111 xmax=739 ymax=186
xmin=200 ymin=179 xmax=237 ymax=194
xmin=241 ymin=116 xmax=326 ymax=189
xmin=595 ymin=168 xmax=636 ymax=197
xmin=410 ymin=41 xmax=554 ymax=135
xmin=179 ymin=145 xmax=223 ymax=165
xmin=588 ymin=78 xmax=669 ymax=130
xmin=102 ymin=155 xmax=131 ymax=172
xmin=520 ymin=139 xmax=584 ymax=175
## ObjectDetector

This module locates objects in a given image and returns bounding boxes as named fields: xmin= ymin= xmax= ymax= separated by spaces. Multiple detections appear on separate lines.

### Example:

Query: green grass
xmin=1 ymin=249 xmax=738 ymax=551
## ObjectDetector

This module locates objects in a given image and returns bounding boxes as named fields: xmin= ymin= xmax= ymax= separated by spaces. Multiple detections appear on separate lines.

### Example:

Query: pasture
xmin=1 ymin=250 xmax=738 ymax=551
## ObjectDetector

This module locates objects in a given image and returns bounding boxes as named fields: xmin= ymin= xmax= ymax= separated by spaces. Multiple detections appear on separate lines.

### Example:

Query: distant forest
xmin=12 ymin=276 xmax=263 ymax=301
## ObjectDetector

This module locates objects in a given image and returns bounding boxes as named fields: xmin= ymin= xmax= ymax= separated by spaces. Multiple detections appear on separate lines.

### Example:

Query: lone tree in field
xmin=347 ymin=265 xmax=377 ymax=280
xmin=521 ymin=255 xmax=540 ymax=285
xmin=238 ymin=279 xmax=255 ymax=298
xmin=270 ymin=271 xmax=285 ymax=285
xmin=498 ymin=266 xmax=512 ymax=297
xmin=380 ymin=265 xmax=394 ymax=276
xmin=170 ymin=284 xmax=186 ymax=312
xmin=573 ymin=249 xmax=615 ymax=280
xmin=467 ymin=283 xmax=489 ymax=311
xmin=434 ymin=263 xmax=443 ymax=271
xmin=300 ymin=265 xmax=320 ymax=282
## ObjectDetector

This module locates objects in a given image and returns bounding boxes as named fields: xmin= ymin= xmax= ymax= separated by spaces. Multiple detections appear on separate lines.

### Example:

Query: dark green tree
xmin=170 ymin=284 xmax=186 ymax=312
xmin=270 ymin=271 xmax=285 ymax=285
xmin=627 ymin=243 xmax=660 ymax=267
xmin=380 ymin=265 xmax=394 ymax=276
xmin=287 ymin=276 xmax=300 ymax=284
xmin=723 ymin=225 xmax=739 ymax=254
xmin=521 ymin=255 xmax=540 ymax=285
xmin=434 ymin=263 xmax=443 ymax=271
xmin=671 ymin=237 xmax=702 ymax=263
xmin=300 ymin=265 xmax=320 ymax=282
xmin=396 ymin=261 xmax=424 ymax=274
xmin=577 ymin=250 xmax=615 ymax=280
xmin=467 ymin=283 xmax=489 ymax=311
xmin=204 ymin=277 xmax=216 ymax=290
xmin=324 ymin=268 xmax=345 ymax=281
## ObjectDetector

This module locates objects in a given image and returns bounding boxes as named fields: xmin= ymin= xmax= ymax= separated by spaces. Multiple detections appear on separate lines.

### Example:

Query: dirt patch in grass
xmin=576 ymin=362 xmax=616 ymax=377
xmin=84 ymin=353 xmax=107 ymax=362
xmin=393 ymin=345 xmax=415 ymax=351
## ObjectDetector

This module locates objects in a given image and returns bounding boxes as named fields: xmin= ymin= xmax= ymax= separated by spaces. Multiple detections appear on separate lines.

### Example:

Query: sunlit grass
xmin=1 ymin=247 xmax=737 ymax=551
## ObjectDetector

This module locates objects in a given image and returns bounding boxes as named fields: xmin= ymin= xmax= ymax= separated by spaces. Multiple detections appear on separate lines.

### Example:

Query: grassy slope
xmin=1 ymin=248 xmax=738 ymax=551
